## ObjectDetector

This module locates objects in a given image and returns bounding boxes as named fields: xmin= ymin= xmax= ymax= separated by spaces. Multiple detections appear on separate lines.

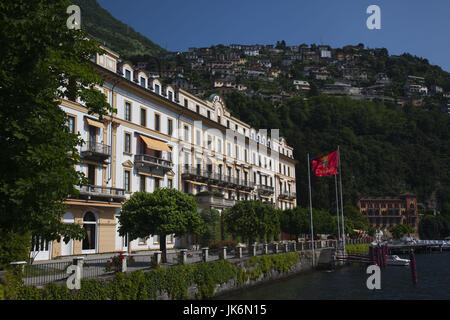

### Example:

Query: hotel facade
xmin=357 ymin=193 xmax=419 ymax=233
xmin=31 ymin=47 xmax=297 ymax=261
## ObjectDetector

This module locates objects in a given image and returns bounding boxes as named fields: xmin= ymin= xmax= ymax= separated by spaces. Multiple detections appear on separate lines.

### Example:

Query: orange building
xmin=358 ymin=193 xmax=419 ymax=232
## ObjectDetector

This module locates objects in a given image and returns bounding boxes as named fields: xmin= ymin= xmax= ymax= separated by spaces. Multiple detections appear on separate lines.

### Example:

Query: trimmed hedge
xmin=1 ymin=252 xmax=304 ymax=300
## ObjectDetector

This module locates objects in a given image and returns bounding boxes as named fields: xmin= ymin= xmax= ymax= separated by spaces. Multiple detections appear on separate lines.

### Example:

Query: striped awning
xmin=85 ymin=117 xmax=105 ymax=129
xmin=139 ymin=135 xmax=171 ymax=152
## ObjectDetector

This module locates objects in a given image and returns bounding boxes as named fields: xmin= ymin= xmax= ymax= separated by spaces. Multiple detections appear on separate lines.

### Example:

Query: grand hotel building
xmin=31 ymin=47 xmax=297 ymax=261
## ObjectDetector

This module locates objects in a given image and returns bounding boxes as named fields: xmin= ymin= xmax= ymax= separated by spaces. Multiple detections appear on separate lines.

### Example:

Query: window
xmin=207 ymin=135 xmax=212 ymax=150
xmin=154 ymin=178 xmax=161 ymax=190
xmin=153 ymin=235 xmax=159 ymax=244
xmin=140 ymin=77 xmax=146 ymax=87
xmin=124 ymin=170 xmax=131 ymax=192
xmin=125 ymin=102 xmax=131 ymax=121
xmin=227 ymin=143 xmax=231 ymax=156
xmin=168 ymin=91 xmax=173 ymax=101
xmin=167 ymin=179 xmax=173 ymax=189
xmin=217 ymin=139 xmax=222 ymax=153
xmin=227 ymin=120 xmax=230 ymax=128
xmin=67 ymin=116 xmax=75 ymax=134
xmin=140 ymin=175 xmax=146 ymax=192
xmin=168 ymin=119 xmax=173 ymax=136
xmin=154 ymin=114 xmax=160 ymax=131
xmin=184 ymin=126 xmax=189 ymax=142
xmin=124 ymin=133 xmax=131 ymax=153
xmin=184 ymin=99 xmax=188 ymax=108
xmin=196 ymin=105 xmax=200 ymax=113
xmin=235 ymin=124 xmax=238 ymax=131
xmin=207 ymin=110 xmax=211 ymax=119
xmin=154 ymin=84 xmax=160 ymax=95
xmin=125 ymin=69 xmax=131 ymax=80
xmin=196 ymin=130 xmax=201 ymax=146
xmin=87 ymin=164 xmax=95 ymax=185
xmin=245 ymin=149 xmax=248 ymax=162
xmin=140 ymin=108 xmax=146 ymax=127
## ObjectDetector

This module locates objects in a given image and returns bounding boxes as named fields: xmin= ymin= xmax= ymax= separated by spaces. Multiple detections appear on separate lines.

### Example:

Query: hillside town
xmin=130 ymin=42 xmax=450 ymax=112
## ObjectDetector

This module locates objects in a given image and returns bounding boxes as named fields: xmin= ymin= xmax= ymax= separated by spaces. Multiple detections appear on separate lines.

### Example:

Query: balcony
xmin=182 ymin=166 xmax=255 ymax=190
xmin=196 ymin=193 xmax=236 ymax=209
xmin=81 ymin=142 xmax=111 ymax=162
xmin=257 ymin=184 xmax=275 ymax=195
xmin=75 ymin=184 xmax=126 ymax=203
xmin=134 ymin=154 xmax=173 ymax=171
xmin=279 ymin=191 xmax=297 ymax=200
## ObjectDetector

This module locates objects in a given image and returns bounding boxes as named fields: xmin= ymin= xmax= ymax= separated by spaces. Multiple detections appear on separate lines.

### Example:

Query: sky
xmin=97 ymin=0 xmax=450 ymax=72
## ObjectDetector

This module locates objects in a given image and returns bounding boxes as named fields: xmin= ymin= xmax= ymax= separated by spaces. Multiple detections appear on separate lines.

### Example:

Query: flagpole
xmin=335 ymin=174 xmax=341 ymax=244
xmin=307 ymin=153 xmax=315 ymax=267
xmin=338 ymin=146 xmax=346 ymax=253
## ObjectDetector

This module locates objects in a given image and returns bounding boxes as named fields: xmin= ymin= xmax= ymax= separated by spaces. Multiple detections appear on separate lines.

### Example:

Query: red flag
xmin=312 ymin=150 xmax=339 ymax=177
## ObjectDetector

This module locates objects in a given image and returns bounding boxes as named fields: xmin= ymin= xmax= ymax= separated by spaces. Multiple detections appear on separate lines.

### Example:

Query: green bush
xmin=76 ymin=279 xmax=108 ymax=300
xmin=2 ymin=252 xmax=306 ymax=300
xmin=0 ymin=230 xmax=30 ymax=270
xmin=42 ymin=283 xmax=73 ymax=300
xmin=345 ymin=244 xmax=369 ymax=255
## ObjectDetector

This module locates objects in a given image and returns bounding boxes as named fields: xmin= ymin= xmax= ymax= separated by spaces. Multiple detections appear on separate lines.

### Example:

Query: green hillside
xmin=71 ymin=0 xmax=166 ymax=57
xmin=223 ymin=92 xmax=450 ymax=214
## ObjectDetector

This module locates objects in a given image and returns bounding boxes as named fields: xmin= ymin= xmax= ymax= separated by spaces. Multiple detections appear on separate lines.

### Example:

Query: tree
xmin=279 ymin=207 xmax=310 ymax=239
xmin=198 ymin=209 xmax=220 ymax=247
xmin=343 ymin=205 xmax=370 ymax=232
xmin=390 ymin=224 xmax=414 ymax=239
xmin=222 ymin=200 xmax=280 ymax=246
xmin=0 ymin=0 xmax=113 ymax=251
xmin=118 ymin=189 xmax=205 ymax=262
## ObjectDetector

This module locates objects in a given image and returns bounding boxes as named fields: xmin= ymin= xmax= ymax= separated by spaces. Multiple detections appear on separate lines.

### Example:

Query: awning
xmin=85 ymin=117 xmax=105 ymax=129
xmin=139 ymin=135 xmax=171 ymax=152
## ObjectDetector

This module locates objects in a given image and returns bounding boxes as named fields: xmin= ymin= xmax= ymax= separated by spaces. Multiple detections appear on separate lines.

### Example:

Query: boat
xmin=386 ymin=255 xmax=410 ymax=266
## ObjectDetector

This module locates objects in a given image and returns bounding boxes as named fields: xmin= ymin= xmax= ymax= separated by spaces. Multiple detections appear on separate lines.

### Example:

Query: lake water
xmin=220 ymin=252 xmax=450 ymax=300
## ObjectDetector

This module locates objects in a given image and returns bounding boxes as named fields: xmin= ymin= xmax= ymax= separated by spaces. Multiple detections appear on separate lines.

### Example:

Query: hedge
xmin=0 ymin=252 xmax=304 ymax=300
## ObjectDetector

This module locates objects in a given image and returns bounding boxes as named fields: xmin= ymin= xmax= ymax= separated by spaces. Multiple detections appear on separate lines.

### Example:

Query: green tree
xmin=222 ymin=200 xmax=280 ymax=246
xmin=118 ymin=189 xmax=205 ymax=262
xmin=0 ymin=0 xmax=113 ymax=252
xmin=279 ymin=207 xmax=310 ymax=239
xmin=390 ymin=224 xmax=414 ymax=239
xmin=343 ymin=205 xmax=370 ymax=232
xmin=198 ymin=209 xmax=220 ymax=247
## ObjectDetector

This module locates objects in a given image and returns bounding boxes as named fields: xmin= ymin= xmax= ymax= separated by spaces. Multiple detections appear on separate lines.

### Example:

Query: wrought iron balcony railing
xmin=280 ymin=191 xmax=297 ymax=199
xmin=181 ymin=166 xmax=255 ymax=189
xmin=134 ymin=154 xmax=173 ymax=169
xmin=257 ymin=184 xmax=275 ymax=194
xmin=80 ymin=141 xmax=111 ymax=161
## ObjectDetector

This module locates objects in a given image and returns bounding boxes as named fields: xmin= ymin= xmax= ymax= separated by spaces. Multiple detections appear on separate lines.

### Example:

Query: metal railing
xmin=257 ymin=184 xmax=275 ymax=194
xmin=182 ymin=166 xmax=255 ymax=189
xmin=13 ymin=238 xmax=371 ymax=287
xmin=81 ymin=141 xmax=111 ymax=156
xmin=280 ymin=191 xmax=297 ymax=199
xmin=134 ymin=154 xmax=173 ymax=169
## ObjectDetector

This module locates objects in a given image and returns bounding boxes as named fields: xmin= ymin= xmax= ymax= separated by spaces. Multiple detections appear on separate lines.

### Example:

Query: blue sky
xmin=97 ymin=0 xmax=450 ymax=72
